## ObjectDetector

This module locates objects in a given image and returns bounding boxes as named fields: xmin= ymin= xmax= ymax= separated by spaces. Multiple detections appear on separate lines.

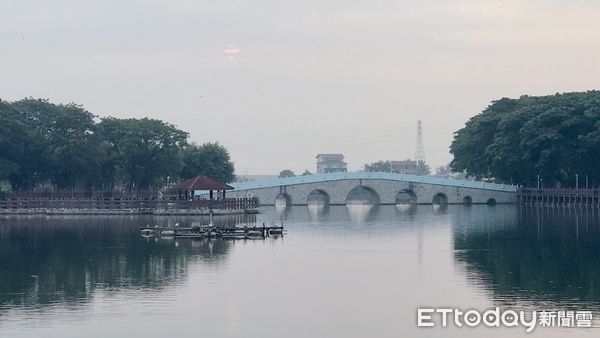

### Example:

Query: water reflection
xmin=431 ymin=203 xmax=448 ymax=215
xmin=307 ymin=203 xmax=329 ymax=220
xmin=274 ymin=204 xmax=289 ymax=220
xmin=345 ymin=204 xmax=375 ymax=223
xmin=0 ymin=216 xmax=241 ymax=310
xmin=453 ymin=205 xmax=600 ymax=308
xmin=2 ymin=205 xmax=600 ymax=337
xmin=395 ymin=203 xmax=412 ymax=212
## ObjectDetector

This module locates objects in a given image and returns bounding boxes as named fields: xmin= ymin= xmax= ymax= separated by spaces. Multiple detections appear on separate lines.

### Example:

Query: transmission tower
xmin=415 ymin=120 xmax=426 ymax=163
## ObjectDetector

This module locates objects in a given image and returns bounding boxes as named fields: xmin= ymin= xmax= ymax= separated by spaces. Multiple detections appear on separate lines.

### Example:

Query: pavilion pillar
xmin=209 ymin=189 xmax=214 ymax=226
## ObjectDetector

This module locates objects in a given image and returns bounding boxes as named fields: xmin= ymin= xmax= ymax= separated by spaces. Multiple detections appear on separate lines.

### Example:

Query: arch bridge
xmin=228 ymin=172 xmax=516 ymax=206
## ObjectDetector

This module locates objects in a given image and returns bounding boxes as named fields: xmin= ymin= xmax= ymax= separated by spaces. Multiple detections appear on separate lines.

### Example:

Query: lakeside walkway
xmin=0 ymin=195 xmax=258 ymax=215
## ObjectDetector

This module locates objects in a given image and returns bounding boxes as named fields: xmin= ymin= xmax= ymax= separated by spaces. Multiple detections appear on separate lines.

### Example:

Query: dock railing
xmin=0 ymin=192 xmax=257 ymax=213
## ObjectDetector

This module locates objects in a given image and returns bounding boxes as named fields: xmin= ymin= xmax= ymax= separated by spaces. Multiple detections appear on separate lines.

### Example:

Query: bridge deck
xmin=231 ymin=172 xmax=516 ymax=192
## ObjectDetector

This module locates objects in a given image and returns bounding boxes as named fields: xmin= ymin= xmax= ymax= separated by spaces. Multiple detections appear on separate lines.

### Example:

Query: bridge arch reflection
xmin=432 ymin=192 xmax=448 ymax=205
xmin=307 ymin=189 xmax=330 ymax=207
xmin=274 ymin=193 xmax=290 ymax=207
xmin=462 ymin=196 xmax=473 ymax=206
xmin=395 ymin=190 xmax=417 ymax=205
xmin=346 ymin=186 xmax=380 ymax=205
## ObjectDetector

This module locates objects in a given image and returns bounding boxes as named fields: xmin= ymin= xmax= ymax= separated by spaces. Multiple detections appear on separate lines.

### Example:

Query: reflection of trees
xmin=0 ymin=216 xmax=232 ymax=308
xmin=453 ymin=206 xmax=600 ymax=306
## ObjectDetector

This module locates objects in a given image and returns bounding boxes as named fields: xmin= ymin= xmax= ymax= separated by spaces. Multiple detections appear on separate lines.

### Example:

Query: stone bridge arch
xmin=432 ymin=192 xmax=448 ymax=205
xmin=395 ymin=189 xmax=417 ymax=205
xmin=346 ymin=185 xmax=381 ymax=205
xmin=307 ymin=189 xmax=330 ymax=207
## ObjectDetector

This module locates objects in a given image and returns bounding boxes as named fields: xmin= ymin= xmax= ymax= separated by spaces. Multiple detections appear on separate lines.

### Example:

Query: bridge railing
xmin=231 ymin=172 xmax=517 ymax=192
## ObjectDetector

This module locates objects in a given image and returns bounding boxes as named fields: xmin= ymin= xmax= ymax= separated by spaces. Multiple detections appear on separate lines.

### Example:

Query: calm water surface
xmin=1 ymin=205 xmax=600 ymax=337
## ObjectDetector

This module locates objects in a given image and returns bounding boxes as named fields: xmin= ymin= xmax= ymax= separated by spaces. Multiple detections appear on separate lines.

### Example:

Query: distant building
xmin=391 ymin=159 xmax=417 ymax=174
xmin=316 ymin=154 xmax=348 ymax=174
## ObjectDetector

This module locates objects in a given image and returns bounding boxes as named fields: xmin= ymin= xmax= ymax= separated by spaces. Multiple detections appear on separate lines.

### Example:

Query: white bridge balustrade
xmin=227 ymin=172 xmax=517 ymax=206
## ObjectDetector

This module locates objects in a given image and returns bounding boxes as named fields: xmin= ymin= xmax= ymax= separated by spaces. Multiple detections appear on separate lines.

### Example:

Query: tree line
xmin=0 ymin=98 xmax=235 ymax=191
xmin=363 ymin=160 xmax=431 ymax=175
xmin=450 ymin=91 xmax=600 ymax=187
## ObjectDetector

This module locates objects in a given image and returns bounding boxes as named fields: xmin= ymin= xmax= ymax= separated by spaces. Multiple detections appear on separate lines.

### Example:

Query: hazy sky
xmin=1 ymin=0 xmax=599 ymax=175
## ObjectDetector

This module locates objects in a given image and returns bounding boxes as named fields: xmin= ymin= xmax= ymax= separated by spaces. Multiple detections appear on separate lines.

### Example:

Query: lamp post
xmin=576 ymin=174 xmax=579 ymax=190
xmin=537 ymin=175 xmax=540 ymax=190
xmin=166 ymin=176 xmax=171 ymax=189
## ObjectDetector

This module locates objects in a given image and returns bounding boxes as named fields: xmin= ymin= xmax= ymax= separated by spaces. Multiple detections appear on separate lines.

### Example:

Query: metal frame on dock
xmin=140 ymin=224 xmax=285 ymax=239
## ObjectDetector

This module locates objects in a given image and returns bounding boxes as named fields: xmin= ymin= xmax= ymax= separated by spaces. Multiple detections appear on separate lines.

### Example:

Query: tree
xmin=435 ymin=164 xmax=452 ymax=177
xmin=301 ymin=170 xmax=312 ymax=176
xmin=98 ymin=117 xmax=188 ymax=189
xmin=451 ymin=91 xmax=600 ymax=187
xmin=279 ymin=170 xmax=295 ymax=178
xmin=364 ymin=161 xmax=393 ymax=172
xmin=9 ymin=98 xmax=105 ymax=190
xmin=0 ymin=97 xmax=238 ymax=191
xmin=0 ymin=100 xmax=26 ymax=186
xmin=180 ymin=142 xmax=235 ymax=183
xmin=416 ymin=161 xmax=431 ymax=175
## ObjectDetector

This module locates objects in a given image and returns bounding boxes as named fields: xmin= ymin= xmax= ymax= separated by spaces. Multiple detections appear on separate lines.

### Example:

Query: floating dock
xmin=140 ymin=224 xmax=285 ymax=239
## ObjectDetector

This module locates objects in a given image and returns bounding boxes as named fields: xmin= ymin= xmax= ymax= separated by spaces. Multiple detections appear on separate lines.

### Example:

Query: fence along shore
xmin=517 ymin=188 xmax=600 ymax=207
xmin=0 ymin=190 xmax=257 ymax=215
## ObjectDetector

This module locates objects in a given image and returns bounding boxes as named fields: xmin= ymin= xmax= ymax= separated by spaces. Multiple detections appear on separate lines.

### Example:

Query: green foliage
xmin=450 ymin=91 xmax=600 ymax=187
xmin=435 ymin=164 xmax=452 ymax=177
xmin=3 ymin=98 xmax=103 ymax=189
xmin=365 ymin=160 xmax=431 ymax=175
xmin=279 ymin=170 xmax=295 ymax=178
xmin=364 ymin=161 xmax=393 ymax=172
xmin=180 ymin=142 xmax=235 ymax=183
xmin=416 ymin=160 xmax=430 ymax=175
xmin=98 ymin=117 xmax=189 ymax=189
xmin=0 ymin=98 xmax=236 ymax=191
xmin=301 ymin=170 xmax=312 ymax=176
xmin=0 ymin=100 xmax=26 ymax=182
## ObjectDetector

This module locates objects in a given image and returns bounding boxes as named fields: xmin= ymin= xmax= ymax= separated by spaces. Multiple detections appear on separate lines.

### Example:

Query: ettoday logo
xmin=417 ymin=308 xmax=593 ymax=332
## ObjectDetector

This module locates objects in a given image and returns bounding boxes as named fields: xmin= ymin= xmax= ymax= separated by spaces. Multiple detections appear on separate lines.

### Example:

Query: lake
xmin=1 ymin=205 xmax=600 ymax=337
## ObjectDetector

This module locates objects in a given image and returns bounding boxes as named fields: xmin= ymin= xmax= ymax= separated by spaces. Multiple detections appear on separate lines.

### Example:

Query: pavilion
xmin=166 ymin=176 xmax=233 ymax=201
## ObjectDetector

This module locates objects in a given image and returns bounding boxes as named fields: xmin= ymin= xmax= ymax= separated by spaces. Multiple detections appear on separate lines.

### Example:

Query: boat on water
xmin=268 ymin=228 xmax=284 ymax=235
xmin=221 ymin=231 xmax=247 ymax=239
xmin=246 ymin=230 xmax=263 ymax=237
xmin=141 ymin=229 xmax=154 ymax=237
xmin=160 ymin=230 xmax=176 ymax=236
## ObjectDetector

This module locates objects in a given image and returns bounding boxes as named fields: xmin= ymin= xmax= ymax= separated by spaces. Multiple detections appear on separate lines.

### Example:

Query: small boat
xmin=141 ymin=229 xmax=154 ymax=237
xmin=160 ymin=230 xmax=176 ymax=236
xmin=268 ymin=228 xmax=284 ymax=235
xmin=246 ymin=230 xmax=263 ymax=237
xmin=221 ymin=231 xmax=246 ymax=239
